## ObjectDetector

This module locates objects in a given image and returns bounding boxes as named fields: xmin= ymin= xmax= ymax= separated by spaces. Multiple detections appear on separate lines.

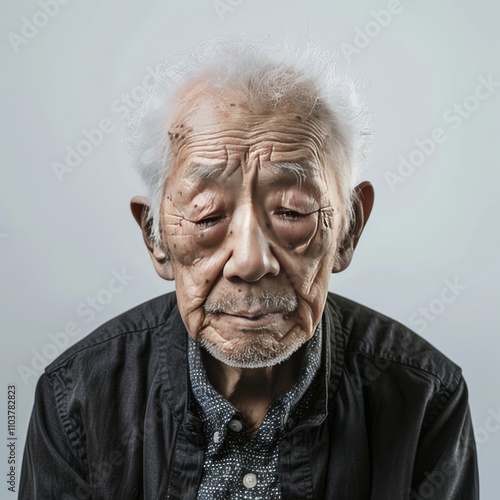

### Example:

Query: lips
xmin=221 ymin=309 xmax=283 ymax=319
xmin=209 ymin=310 xmax=291 ymax=331
xmin=223 ymin=313 xmax=276 ymax=322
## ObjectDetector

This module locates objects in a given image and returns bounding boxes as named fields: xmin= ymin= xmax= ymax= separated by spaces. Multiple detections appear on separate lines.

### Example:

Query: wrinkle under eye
xmin=270 ymin=209 xmax=320 ymax=249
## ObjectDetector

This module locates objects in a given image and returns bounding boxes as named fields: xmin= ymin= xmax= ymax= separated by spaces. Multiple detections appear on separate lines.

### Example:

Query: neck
xmin=201 ymin=347 xmax=305 ymax=435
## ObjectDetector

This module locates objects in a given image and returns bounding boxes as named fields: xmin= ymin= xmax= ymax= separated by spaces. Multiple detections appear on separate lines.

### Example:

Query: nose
xmin=223 ymin=206 xmax=280 ymax=282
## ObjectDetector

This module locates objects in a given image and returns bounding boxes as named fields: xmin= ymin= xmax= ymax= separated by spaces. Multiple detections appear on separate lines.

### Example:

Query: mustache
xmin=204 ymin=289 xmax=298 ymax=315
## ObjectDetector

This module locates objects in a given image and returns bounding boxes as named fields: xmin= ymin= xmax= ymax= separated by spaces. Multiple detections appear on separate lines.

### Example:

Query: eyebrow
xmin=184 ymin=163 xmax=228 ymax=181
xmin=184 ymin=159 xmax=317 ymax=184
xmin=268 ymin=160 xmax=318 ymax=184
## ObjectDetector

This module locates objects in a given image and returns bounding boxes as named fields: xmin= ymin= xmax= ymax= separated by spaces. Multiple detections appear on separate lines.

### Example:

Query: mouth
xmin=211 ymin=311 xmax=289 ymax=330
xmin=203 ymin=291 xmax=298 ymax=330
xmin=222 ymin=309 xmax=279 ymax=319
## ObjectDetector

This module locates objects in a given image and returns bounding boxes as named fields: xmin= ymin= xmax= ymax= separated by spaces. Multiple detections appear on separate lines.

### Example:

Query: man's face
xmin=159 ymin=83 xmax=345 ymax=368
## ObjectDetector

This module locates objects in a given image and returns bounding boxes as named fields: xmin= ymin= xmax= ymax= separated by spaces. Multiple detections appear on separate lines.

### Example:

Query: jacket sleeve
xmin=411 ymin=377 xmax=479 ymax=500
xmin=19 ymin=372 xmax=92 ymax=499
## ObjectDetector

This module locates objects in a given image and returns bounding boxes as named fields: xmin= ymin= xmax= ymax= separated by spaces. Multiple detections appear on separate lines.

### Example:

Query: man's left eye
xmin=275 ymin=210 xmax=307 ymax=220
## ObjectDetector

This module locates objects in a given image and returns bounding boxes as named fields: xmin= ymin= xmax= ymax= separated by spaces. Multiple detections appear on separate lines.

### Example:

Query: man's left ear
xmin=332 ymin=181 xmax=375 ymax=273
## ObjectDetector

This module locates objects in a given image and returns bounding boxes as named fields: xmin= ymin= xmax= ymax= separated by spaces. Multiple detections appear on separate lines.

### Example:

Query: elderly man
xmin=21 ymin=36 xmax=478 ymax=499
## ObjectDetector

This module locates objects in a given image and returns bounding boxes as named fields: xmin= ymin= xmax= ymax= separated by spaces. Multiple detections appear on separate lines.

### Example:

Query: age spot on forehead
xmin=168 ymin=122 xmax=193 ymax=144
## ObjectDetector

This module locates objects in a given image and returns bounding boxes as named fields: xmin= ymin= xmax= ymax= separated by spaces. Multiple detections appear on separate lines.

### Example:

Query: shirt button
xmin=243 ymin=473 xmax=257 ymax=489
xmin=228 ymin=419 xmax=243 ymax=432
xmin=213 ymin=431 xmax=220 ymax=443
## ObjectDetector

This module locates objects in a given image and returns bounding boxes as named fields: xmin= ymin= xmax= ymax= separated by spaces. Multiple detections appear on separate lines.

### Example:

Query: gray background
xmin=2 ymin=0 xmax=499 ymax=497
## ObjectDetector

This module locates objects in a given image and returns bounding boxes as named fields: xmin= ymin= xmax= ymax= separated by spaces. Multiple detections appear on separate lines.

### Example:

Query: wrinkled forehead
xmin=167 ymin=77 xmax=334 ymax=177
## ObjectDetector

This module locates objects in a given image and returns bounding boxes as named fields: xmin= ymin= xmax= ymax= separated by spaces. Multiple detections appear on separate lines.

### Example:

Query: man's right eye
xmin=195 ymin=215 xmax=225 ymax=228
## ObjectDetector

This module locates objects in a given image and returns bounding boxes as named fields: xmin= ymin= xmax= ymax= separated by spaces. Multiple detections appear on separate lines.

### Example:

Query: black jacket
xmin=20 ymin=292 xmax=479 ymax=499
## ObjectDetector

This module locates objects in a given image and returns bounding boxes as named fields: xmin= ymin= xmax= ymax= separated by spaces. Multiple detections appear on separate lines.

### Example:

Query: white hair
xmin=126 ymin=34 xmax=372 ymax=245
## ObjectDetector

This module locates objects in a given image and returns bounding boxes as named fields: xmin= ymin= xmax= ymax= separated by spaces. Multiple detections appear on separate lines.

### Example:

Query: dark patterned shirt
xmin=188 ymin=325 xmax=322 ymax=499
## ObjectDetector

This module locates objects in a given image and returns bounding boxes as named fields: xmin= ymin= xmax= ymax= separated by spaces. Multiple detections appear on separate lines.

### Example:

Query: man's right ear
xmin=130 ymin=196 xmax=175 ymax=281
